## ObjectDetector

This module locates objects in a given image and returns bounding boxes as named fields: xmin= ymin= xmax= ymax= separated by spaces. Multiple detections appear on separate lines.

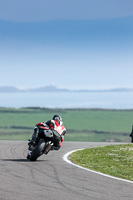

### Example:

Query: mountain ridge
xmin=0 ymin=86 xmax=133 ymax=93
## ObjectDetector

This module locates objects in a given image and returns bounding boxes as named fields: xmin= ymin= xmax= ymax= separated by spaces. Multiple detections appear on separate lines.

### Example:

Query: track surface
xmin=0 ymin=141 xmax=132 ymax=200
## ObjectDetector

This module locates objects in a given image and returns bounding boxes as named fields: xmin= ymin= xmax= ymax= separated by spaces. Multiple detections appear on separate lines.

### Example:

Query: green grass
xmin=69 ymin=144 xmax=133 ymax=181
xmin=0 ymin=107 xmax=132 ymax=142
xmin=65 ymin=132 xmax=129 ymax=142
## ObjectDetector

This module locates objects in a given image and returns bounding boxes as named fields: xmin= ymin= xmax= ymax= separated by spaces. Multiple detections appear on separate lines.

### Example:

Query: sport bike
xmin=28 ymin=123 xmax=65 ymax=161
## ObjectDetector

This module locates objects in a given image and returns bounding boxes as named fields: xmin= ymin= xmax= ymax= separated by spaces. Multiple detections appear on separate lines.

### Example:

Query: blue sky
xmin=0 ymin=0 xmax=133 ymax=90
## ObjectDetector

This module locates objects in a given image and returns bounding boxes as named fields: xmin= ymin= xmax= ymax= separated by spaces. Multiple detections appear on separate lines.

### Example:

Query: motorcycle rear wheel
xmin=30 ymin=139 xmax=46 ymax=161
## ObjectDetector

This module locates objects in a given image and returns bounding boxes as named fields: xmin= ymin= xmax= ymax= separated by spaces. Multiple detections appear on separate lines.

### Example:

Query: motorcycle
xmin=27 ymin=122 xmax=65 ymax=161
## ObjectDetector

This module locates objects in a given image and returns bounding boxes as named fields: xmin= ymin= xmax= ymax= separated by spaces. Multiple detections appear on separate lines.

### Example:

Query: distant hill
xmin=0 ymin=86 xmax=133 ymax=93
xmin=74 ymin=88 xmax=133 ymax=92
xmin=28 ymin=85 xmax=69 ymax=92
xmin=0 ymin=85 xmax=69 ymax=92
xmin=0 ymin=86 xmax=22 ymax=92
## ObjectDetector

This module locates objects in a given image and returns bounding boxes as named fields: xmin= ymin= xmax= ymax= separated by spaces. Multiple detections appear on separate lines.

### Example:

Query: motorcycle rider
xmin=129 ymin=125 xmax=133 ymax=143
xmin=27 ymin=115 xmax=66 ymax=159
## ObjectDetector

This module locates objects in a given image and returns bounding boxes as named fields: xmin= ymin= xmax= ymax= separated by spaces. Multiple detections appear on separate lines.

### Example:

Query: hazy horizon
xmin=1 ymin=84 xmax=133 ymax=91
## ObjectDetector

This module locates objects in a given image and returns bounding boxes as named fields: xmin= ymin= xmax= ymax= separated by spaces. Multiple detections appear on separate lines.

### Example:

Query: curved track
xmin=0 ymin=141 xmax=132 ymax=200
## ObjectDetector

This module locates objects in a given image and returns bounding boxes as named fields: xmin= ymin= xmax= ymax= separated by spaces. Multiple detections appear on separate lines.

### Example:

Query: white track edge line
xmin=63 ymin=148 xmax=133 ymax=184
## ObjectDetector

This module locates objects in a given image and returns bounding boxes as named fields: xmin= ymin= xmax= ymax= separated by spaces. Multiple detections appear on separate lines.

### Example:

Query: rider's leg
xmin=44 ymin=131 xmax=61 ymax=154
xmin=27 ymin=127 xmax=40 ymax=159
xmin=29 ymin=127 xmax=39 ymax=146
xmin=51 ymin=131 xmax=61 ymax=150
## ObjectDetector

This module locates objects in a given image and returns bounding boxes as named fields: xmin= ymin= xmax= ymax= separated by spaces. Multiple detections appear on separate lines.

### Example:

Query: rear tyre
xmin=30 ymin=139 xmax=46 ymax=161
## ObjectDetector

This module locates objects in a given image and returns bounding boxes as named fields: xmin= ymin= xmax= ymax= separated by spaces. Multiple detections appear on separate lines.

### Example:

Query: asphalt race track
xmin=0 ymin=141 xmax=132 ymax=200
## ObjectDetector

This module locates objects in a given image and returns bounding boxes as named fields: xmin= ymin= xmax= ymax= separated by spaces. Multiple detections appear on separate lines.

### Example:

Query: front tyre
xmin=30 ymin=139 xmax=46 ymax=161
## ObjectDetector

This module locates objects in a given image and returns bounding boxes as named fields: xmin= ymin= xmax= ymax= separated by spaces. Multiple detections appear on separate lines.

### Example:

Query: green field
xmin=70 ymin=144 xmax=133 ymax=181
xmin=0 ymin=107 xmax=132 ymax=142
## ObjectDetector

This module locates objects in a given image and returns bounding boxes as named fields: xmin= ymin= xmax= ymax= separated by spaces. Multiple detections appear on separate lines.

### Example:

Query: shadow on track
xmin=1 ymin=158 xmax=49 ymax=162
xmin=2 ymin=159 xmax=29 ymax=162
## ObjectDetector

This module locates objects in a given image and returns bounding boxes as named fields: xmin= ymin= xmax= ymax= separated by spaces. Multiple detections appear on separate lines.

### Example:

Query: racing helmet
xmin=52 ymin=115 xmax=62 ymax=124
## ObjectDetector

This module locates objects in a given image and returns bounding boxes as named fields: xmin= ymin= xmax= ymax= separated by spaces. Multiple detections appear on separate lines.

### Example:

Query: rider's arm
xmin=36 ymin=122 xmax=44 ymax=126
xmin=45 ymin=120 xmax=55 ymax=130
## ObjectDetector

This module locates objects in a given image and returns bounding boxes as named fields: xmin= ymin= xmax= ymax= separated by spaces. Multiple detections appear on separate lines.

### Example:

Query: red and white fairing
xmin=36 ymin=120 xmax=66 ymax=138
xmin=52 ymin=120 xmax=66 ymax=136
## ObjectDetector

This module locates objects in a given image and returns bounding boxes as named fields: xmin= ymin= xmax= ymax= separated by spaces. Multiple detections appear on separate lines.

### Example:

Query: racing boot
xmin=50 ymin=140 xmax=61 ymax=151
xmin=50 ymin=146 xmax=60 ymax=150
xmin=27 ymin=150 xmax=32 ymax=160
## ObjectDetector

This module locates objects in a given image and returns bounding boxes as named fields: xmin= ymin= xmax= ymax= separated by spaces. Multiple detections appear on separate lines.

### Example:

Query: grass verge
xmin=69 ymin=144 xmax=133 ymax=181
